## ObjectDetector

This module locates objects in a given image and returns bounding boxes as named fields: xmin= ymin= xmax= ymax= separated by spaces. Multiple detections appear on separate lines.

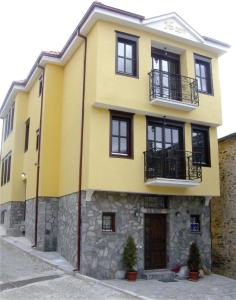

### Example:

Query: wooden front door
xmin=144 ymin=214 xmax=167 ymax=269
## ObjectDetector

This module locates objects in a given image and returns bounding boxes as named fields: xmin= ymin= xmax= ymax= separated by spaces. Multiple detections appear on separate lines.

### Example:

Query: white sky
xmin=0 ymin=0 xmax=235 ymax=138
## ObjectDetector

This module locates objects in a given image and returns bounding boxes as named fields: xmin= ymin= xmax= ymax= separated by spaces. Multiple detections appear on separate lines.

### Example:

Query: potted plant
xmin=123 ymin=236 xmax=137 ymax=281
xmin=187 ymin=242 xmax=201 ymax=281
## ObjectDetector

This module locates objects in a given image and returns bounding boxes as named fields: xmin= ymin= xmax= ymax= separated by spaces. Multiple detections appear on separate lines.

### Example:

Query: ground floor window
xmin=190 ymin=215 xmax=201 ymax=233
xmin=102 ymin=212 xmax=115 ymax=232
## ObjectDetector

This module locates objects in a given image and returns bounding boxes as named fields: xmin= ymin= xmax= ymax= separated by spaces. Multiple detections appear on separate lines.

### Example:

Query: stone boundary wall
xmin=211 ymin=136 xmax=236 ymax=279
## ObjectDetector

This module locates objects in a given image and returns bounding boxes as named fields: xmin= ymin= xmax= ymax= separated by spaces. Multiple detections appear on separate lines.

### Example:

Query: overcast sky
xmin=0 ymin=0 xmax=235 ymax=139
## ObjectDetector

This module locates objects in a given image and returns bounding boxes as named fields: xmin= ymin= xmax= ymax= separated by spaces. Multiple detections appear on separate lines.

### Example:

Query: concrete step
xmin=142 ymin=269 xmax=176 ymax=281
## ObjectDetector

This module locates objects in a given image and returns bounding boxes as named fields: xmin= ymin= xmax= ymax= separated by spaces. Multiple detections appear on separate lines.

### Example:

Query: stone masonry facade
xmin=1 ymin=191 xmax=211 ymax=279
xmin=80 ymin=191 xmax=211 ymax=279
xmin=211 ymin=134 xmax=236 ymax=279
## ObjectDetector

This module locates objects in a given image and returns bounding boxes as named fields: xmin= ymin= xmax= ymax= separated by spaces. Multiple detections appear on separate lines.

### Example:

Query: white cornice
xmin=0 ymin=4 xmax=229 ymax=118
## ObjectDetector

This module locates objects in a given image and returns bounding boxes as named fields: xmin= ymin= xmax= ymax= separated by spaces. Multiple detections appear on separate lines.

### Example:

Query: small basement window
xmin=102 ymin=212 xmax=115 ymax=232
xmin=190 ymin=215 xmax=201 ymax=233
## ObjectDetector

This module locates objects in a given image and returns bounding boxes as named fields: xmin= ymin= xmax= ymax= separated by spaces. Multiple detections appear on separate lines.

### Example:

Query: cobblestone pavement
xmin=105 ymin=275 xmax=236 ymax=300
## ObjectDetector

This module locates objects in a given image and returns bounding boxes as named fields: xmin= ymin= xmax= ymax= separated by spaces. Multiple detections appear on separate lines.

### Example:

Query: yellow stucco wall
xmin=0 ymin=19 xmax=222 ymax=204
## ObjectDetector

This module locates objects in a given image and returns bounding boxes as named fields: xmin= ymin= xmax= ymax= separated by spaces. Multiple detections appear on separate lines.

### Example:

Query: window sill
xmin=115 ymin=71 xmax=139 ymax=79
xmin=110 ymin=152 xmax=133 ymax=159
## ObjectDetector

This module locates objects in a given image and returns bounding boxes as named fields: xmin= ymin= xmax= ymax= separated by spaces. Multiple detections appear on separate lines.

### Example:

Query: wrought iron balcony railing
xmin=149 ymin=69 xmax=199 ymax=105
xmin=144 ymin=148 xmax=202 ymax=182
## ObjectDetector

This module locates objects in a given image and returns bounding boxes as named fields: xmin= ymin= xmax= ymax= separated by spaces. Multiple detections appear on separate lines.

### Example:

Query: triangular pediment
xmin=143 ymin=13 xmax=204 ymax=43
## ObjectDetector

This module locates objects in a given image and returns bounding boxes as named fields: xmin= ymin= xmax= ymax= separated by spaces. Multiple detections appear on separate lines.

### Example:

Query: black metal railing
xmin=144 ymin=148 xmax=202 ymax=182
xmin=149 ymin=69 xmax=199 ymax=105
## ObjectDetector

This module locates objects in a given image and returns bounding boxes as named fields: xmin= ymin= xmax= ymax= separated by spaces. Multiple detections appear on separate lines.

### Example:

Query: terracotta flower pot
xmin=189 ymin=271 xmax=199 ymax=281
xmin=127 ymin=271 xmax=137 ymax=281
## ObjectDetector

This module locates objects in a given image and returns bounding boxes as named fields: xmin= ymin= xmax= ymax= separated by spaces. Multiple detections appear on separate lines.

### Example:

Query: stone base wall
xmin=0 ymin=201 xmax=25 ymax=236
xmin=25 ymin=198 xmax=58 ymax=251
xmin=80 ymin=191 xmax=211 ymax=279
xmin=57 ymin=193 xmax=78 ymax=268
xmin=211 ymin=137 xmax=236 ymax=279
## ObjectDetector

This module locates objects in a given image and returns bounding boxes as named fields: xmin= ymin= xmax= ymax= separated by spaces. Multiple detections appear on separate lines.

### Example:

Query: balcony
xmin=149 ymin=70 xmax=199 ymax=111
xmin=144 ymin=149 xmax=202 ymax=187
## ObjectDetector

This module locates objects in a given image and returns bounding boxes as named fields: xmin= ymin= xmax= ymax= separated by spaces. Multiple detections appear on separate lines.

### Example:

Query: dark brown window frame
xmin=3 ymin=103 xmax=15 ymax=141
xmin=36 ymin=129 xmax=40 ymax=151
xmin=102 ymin=212 xmax=116 ymax=232
xmin=1 ymin=152 xmax=12 ymax=186
xmin=191 ymin=124 xmax=211 ymax=167
xmin=24 ymin=118 xmax=30 ymax=152
xmin=190 ymin=214 xmax=201 ymax=233
xmin=39 ymin=74 xmax=43 ymax=97
xmin=194 ymin=54 xmax=213 ymax=95
xmin=110 ymin=110 xmax=134 ymax=159
xmin=115 ymin=31 xmax=139 ymax=78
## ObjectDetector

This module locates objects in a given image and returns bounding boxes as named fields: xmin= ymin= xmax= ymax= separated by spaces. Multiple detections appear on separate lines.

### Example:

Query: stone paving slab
xmin=0 ymin=275 xmax=138 ymax=300
xmin=104 ymin=275 xmax=236 ymax=300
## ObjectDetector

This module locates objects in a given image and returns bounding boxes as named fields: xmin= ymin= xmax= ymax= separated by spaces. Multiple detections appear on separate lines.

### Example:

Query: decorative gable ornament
xmin=143 ymin=13 xmax=204 ymax=43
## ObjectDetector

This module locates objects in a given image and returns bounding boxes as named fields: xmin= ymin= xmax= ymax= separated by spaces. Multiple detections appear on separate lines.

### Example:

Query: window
xmin=116 ymin=32 xmax=138 ymax=77
xmin=102 ymin=213 xmax=115 ymax=232
xmin=36 ymin=129 xmax=40 ymax=151
xmin=190 ymin=215 xmax=201 ymax=233
xmin=110 ymin=111 xmax=133 ymax=158
xmin=39 ymin=74 xmax=43 ymax=97
xmin=24 ymin=118 xmax=30 ymax=152
xmin=1 ymin=153 xmax=11 ymax=186
xmin=3 ymin=103 xmax=15 ymax=141
xmin=192 ymin=125 xmax=210 ymax=166
xmin=194 ymin=54 xmax=212 ymax=95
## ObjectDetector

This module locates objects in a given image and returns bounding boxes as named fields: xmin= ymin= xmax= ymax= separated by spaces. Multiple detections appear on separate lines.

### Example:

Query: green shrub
xmin=187 ymin=242 xmax=201 ymax=272
xmin=123 ymin=236 xmax=137 ymax=271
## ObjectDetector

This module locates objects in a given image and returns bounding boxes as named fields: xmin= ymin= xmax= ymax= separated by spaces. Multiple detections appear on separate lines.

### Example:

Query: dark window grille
xmin=144 ymin=196 xmax=168 ymax=209
xmin=4 ymin=104 xmax=15 ymax=141
xmin=102 ymin=213 xmax=115 ymax=232
xmin=190 ymin=215 xmax=201 ymax=232
xmin=36 ymin=129 xmax=40 ymax=151
xmin=39 ymin=75 xmax=43 ymax=96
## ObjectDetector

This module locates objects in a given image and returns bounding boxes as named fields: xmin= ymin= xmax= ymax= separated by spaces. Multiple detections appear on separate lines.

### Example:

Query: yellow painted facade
xmin=0 ymin=15 xmax=225 ymax=205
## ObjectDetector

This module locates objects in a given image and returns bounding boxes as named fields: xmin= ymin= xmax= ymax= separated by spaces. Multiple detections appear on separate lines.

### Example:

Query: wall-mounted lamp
xmin=175 ymin=211 xmax=181 ymax=217
xmin=21 ymin=172 xmax=27 ymax=181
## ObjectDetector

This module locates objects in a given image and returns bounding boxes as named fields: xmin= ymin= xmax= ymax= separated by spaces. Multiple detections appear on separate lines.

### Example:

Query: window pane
xmin=173 ymin=129 xmax=179 ymax=144
xmin=120 ymin=138 xmax=127 ymax=153
xmin=165 ymin=128 xmax=171 ymax=143
xmin=118 ymin=42 xmax=124 ymax=56
xmin=152 ymin=57 xmax=160 ymax=69
xmin=120 ymin=121 xmax=127 ymax=137
xmin=162 ymin=74 xmax=169 ymax=87
xmin=200 ymin=64 xmax=206 ymax=78
xmin=155 ymin=127 xmax=162 ymax=141
xmin=165 ymin=143 xmax=171 ymax=149
xmin=162 ymin=60 xmax=168 ymax=72
xmin=156 ymin=142 xmax=162 ymax=149
xmin=195 ymin=63 xmax=200 ymax=76
xmin=201 ymin=79 xmax=207 ymax=92
xmin=148 ymin=126 xmax=154 ymax=141
xmin=118 ymin=57 xmax=125 ymax=73
xmin=125 ymin=59 xmax=133 ymax=74
xmin=112 ymin=137 xmax=119 ymax=153
xmin=112 ymin=120 xmax=119 ymax=135
xmin=196 ymin=77 xmax=201 ymax=90
xmin=126 ymin=44 xmax=132 ymax=59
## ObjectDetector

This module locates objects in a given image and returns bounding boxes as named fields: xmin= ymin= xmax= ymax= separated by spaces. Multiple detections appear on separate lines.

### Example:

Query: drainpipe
xmin=33 ymin=66 xmax=45 ymax=247
xmin=76 ymin=32 xmax=87 ymax=271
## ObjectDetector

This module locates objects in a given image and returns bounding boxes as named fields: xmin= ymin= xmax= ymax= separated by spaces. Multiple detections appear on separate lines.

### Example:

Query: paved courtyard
xmin=105 ymin=275 xmax=236 ymax=300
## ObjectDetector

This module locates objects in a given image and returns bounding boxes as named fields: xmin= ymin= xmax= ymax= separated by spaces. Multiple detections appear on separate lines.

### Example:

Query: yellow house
xmin=0 ymin=2 xmax=230 ymax=279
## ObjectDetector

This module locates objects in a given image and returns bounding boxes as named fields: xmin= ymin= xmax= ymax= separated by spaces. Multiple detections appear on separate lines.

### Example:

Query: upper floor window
xmin=36 ymin=129 xmax=40 ymax=151
xmin=1 ymin=152 xmax=11 ymax=186
xmin=116 ymin=32 xmax=138 ymax=77
xmin=3 ymin=103 xmax=15 ymax=141
xmin=110 ymin=111 xmax=133 ymax=158
xmin=24 ymin=118 xmax=30 ymax=152
xmin=192 ymin=125 xmax=210 ymax=167
xmin=39 ymin=74 xmax=43 ymax=97
xmin=194 ymin=54 xmax=212 ymax=95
